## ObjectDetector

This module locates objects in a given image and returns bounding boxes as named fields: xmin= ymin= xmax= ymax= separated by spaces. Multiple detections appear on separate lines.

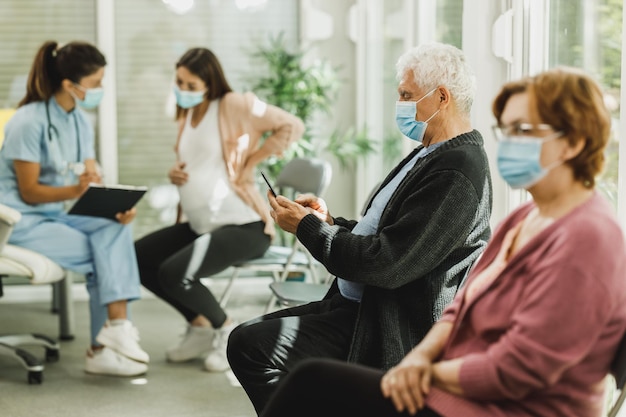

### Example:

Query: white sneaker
xmin=96 ymin=320 xmax=150 ymax=363
xmin=85 ymin=347 xmax=148 ymax=377
xmin=166 ymin=325 xmax=214 ymax=362
xmin=204 ymin=321 xmax=238 ymax=372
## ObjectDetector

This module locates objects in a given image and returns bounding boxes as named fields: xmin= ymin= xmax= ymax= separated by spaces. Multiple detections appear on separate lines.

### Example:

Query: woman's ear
xmin=563 ymin=136 xmax=586 ymax=160
xmin=61 ymin=79 xmax=74 ymax=92
xmin=61 ymin=79 xmax=84 ymax=101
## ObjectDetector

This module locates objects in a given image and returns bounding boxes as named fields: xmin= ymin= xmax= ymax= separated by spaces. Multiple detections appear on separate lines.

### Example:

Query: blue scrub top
xmin=0 ymin=97 xmax=95 ymax=214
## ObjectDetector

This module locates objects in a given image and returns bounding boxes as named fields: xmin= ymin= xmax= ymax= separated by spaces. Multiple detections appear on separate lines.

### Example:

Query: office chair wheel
xmin=27 ymin=370 xmax=43 ymax=385
xmin=45 ymin=347 xmax=59 ymax=362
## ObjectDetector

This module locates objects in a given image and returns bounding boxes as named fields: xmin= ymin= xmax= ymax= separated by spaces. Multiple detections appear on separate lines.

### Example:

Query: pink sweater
xmin=426 ymin=193 xmax=626 ymax=417
xmin=218 ymin=92 xmax=304 ymax=237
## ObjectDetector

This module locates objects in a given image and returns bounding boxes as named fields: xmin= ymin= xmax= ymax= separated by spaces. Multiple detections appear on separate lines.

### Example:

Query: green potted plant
xmin=246 ymin=33 xmax=376 ymax=178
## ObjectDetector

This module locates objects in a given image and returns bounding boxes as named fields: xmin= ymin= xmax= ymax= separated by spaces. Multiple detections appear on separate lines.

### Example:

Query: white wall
xmin=303 ymin=0 xmax=512 ymax=224
xmin=462 ymin=0 xmax=510 ymax=227
xmin=300 ymin=0 xmax=359 ymax=217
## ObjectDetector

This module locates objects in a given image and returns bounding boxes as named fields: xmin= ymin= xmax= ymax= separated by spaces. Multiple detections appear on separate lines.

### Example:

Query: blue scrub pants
xmin=9 ymin=213 xmax=141 ymax=345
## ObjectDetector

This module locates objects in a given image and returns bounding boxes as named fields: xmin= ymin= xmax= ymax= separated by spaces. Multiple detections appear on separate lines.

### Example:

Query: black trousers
xmin=135 ymin=221 xmax=270 ymax=327
xmin=261 ymin=358 xmax=442 ymax=417
xmin=227 ymin=293 xmax=359 ymax=414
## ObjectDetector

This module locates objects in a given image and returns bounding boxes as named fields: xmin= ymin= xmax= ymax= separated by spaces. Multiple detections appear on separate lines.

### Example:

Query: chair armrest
xmin=0 ymin=203 xmax=21 ymax=253
xmin=0 ymin=204 xmax=21 ymax=226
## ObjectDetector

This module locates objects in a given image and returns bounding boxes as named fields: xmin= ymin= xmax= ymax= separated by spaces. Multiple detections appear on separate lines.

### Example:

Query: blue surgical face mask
xmin=497 ymin=134 xmax=561 ymax=189
xmin=395 ymin=88 xmax=440 ymax=142
xmin=174 ymin=86 xmax=206 ymax=109
xmin=72 ymin=84 xmax=104 ymax=109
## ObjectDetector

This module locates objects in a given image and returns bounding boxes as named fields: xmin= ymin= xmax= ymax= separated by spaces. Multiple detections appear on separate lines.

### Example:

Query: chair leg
xmin=0 ymin=342 xmax=45 ymax=384
xmin=0 ymin=334 xmax=60 ymax=384
xmin=56 ymin=273 xmax=75 ymax=340
xmin=220 ymin=268 xmax=240 ymax=308
xmin=263 ymin=271 xmax=282 ymax=314
xmin=51 ymin=282 xmax=60 ymax=313
xmin=264 ymin=294 xmax=278 ymax=314
xmin=305 ymin=252 xmax=318 ymax=283
xmin=608 ymin=388 xmax=626 ymax=417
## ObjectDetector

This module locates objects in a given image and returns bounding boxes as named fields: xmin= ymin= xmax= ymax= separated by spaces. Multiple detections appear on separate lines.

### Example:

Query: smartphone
xmin=260 ymin=171 xmax=277 ymax=197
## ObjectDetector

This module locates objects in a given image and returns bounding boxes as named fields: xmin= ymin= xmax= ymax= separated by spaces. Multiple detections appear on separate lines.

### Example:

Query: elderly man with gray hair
xmin=227 ymin=42 xmax=492 ymax=415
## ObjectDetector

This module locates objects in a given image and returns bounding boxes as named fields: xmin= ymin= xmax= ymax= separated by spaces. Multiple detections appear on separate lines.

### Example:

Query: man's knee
xmin=226 ymin=322 xmax=248 ymax=365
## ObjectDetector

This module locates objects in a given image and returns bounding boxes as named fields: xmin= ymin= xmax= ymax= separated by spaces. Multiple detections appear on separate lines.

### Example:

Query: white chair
xmin=218 ymin=157 xmax=332 ymax=310
xmin=0 ymin=203 xmax=74 ymax=384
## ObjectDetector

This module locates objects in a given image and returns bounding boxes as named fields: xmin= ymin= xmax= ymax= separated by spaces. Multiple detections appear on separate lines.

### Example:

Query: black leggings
xmin=261 ymin=358 xmax=442 ymax=417
xmin=135 ymin=221 xmax=270 ymax=328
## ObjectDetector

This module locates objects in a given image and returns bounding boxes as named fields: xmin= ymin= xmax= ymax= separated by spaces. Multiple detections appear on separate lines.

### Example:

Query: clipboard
xmin=68 ymin=184 xmax=148 ymax=220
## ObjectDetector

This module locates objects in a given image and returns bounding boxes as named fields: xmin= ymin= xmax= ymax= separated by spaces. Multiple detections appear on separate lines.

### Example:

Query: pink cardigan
xmin=178 ymin=92 xmax=304 ymax=237
xmin=427 ymin=193 xmax=626 ymax=417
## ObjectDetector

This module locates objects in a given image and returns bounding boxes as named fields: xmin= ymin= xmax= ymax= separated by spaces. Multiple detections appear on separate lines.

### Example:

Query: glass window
xmin=0 ymin=1 xmax=96 ymax=140
xmin=114 ymin=0 xmax=298 ymax=238
xmin=547 ymin=0 xmax=622 ymax=207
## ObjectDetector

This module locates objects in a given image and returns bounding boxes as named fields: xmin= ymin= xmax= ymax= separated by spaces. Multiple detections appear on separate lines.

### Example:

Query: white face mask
xmin=71 ymin=84 xmax=104 ymax=109
xmin=174 ymin=86 xmax=206 ymax=109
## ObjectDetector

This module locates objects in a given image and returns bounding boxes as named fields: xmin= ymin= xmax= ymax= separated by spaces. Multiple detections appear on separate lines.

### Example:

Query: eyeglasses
xmin=492 ymin=123 xmax=560 ymax=142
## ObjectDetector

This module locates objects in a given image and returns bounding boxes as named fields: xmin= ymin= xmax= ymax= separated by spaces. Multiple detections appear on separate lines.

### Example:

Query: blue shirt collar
xmin=49 ymin=96 xmax=76 ymax=120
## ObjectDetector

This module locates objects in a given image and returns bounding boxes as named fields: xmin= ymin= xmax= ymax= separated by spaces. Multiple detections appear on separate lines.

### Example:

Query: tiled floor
xmin=0 ymin=277 xmax=271 ymax=417
xmin=2 ymin=277 xmax=625 ymax=417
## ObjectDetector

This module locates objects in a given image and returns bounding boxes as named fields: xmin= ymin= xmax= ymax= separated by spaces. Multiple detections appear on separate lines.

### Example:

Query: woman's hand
xmin=168 ymin=161 xmax=188 ymax=186
xmin=381 ymin=350 xmax=434 ymax=415
xmin=75 ymin=170 xmax=100 ymax=197
xmin=115 ymin=207 xmax=137 ymax=225
xmin=233 ymin=166 xmax=255 ymax=187
xmin=294 ymin=193 xmax=333 ymax=225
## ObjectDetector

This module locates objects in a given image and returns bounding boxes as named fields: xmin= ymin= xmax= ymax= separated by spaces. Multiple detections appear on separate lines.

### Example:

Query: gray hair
xmin=396 ymin=42 xmax=476 ymax=115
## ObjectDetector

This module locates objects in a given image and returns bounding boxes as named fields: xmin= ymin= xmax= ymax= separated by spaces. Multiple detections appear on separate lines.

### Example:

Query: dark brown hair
xmin=493 ymin=67 xmax=611 ymax=188
xmin=175 ymin=48 xmax=233 ymax=120
xmin=19 ymin=40 xmax=106 ymax=107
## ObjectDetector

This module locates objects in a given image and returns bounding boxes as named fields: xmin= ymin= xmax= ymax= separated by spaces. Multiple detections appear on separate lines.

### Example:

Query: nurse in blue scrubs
xmin=0 ymin=41 xmax=148 ymax=377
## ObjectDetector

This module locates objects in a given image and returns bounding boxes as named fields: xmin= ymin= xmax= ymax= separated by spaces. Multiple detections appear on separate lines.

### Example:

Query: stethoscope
xmin=45 ymin=99 xmax=82 ymax=174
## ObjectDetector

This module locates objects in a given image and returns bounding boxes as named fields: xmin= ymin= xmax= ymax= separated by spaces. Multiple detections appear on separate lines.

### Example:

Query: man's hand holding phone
xmin=294 ymin=194 xmax=333 ymax=225
xmin=263 ymin=172 xmax=333 ymax=233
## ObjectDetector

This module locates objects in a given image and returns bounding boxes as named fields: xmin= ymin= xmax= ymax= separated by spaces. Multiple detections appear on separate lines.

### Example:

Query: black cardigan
xmin=296 ymin=129 xmax=493 ymax=369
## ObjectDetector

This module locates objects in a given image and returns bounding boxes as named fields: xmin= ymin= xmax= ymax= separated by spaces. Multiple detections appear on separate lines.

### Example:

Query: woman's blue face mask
xmin=72 ymin=84 xmax=104 ymax=109
xmin=174 ymin=86 xmax=206 ymax=109
xmin=496 ymin=132 xmax=562 ymax=189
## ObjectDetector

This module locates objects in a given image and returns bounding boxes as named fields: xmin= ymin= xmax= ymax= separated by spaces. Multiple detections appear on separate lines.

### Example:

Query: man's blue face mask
xmin=395 ymin=88 xmax=440 ymax=143
xmin=174 ymin=86 xmax=206 ymax=109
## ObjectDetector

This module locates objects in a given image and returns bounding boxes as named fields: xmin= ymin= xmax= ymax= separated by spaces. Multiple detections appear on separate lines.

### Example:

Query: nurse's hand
xmin=115 ymin=208 xmax=137 ymax=225
xmin=169 ymin=161 xmax=188 ymax=186
xmin=76 ymin=171 xmax=100 ymax=196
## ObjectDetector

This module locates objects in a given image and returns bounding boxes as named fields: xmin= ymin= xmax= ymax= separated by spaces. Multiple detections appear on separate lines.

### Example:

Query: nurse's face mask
xmin=71 ymin=83 xmax=104 ymax=109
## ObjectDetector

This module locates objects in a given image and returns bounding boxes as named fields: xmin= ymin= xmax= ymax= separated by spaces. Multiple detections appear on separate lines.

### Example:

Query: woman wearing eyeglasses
xmin=259 ymin=67 xmax=626 ymax=417
xmin=0 ymin=41 xmax=149 ymax=377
